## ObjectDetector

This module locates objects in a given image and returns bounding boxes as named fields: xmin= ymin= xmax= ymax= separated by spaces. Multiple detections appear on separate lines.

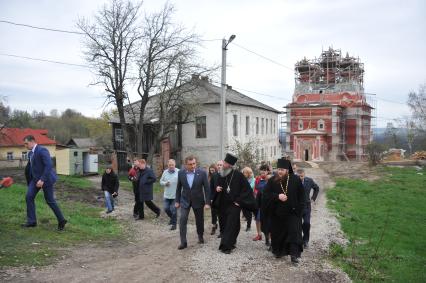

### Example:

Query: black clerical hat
xmin=277 ymin=158 xmax=293 ymax=174
xmin=224 ymin=153 xmax=238 ymax=166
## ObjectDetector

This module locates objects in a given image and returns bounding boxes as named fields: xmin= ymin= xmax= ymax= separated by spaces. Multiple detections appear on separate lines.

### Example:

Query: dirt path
xmin=2 ymin=168 xmax=350 ymax=282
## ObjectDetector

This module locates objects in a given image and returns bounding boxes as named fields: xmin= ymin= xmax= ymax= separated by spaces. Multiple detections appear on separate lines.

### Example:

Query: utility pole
xmin=219 ymin=35 xmax=236 ymax=161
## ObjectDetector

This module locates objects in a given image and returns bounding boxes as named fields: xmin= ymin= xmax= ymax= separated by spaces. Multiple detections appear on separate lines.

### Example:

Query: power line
xmin=231 ymin=42 xmax=294 ymax=71
xmin=0 ymin=53 xmax=89 ymax=68
xmin=0 ymin=19 xmax=223 ymax=42
xmin=0 ymin=20 xmax=84 ymax=35
xmin=232 ymin=86 xmax=292 ymax=101
xmin=209 ymin=79 xmax=291 ymax=101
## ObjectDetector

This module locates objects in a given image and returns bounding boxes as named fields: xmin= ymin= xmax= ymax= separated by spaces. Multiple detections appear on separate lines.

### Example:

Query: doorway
xmin=304 ymin=149 xmax=309 ymax=161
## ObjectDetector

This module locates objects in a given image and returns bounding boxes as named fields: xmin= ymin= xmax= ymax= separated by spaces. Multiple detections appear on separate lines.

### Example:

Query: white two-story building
xmin=111 ymin=76 xmax=281 ymax=170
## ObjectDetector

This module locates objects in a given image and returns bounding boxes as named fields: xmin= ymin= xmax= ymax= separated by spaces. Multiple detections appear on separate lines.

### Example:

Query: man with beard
xmin=213 ymin=153 xmax=256 ymax=254
xmin=263 ymin=158 xmax=305 ymax=263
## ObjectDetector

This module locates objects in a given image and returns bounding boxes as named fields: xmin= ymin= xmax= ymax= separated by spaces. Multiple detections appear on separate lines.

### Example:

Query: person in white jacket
xmin=160 ymin=159 xmax=179 ymax=230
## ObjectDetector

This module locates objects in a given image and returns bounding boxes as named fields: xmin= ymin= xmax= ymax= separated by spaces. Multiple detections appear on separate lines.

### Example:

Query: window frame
xmin=195 ymin=116 xmax=207 ymax=138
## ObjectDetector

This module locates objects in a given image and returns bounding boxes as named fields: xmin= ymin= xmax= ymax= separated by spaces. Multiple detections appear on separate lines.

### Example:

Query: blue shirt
xmin=186 ymin=170 xmax=195 ymax=188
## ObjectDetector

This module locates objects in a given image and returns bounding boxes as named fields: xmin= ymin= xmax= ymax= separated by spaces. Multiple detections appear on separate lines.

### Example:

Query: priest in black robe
xmin=212 ymin=153 xmax=256 ymax=254
xmin=263 ymin=158 xmax=305 ymax=263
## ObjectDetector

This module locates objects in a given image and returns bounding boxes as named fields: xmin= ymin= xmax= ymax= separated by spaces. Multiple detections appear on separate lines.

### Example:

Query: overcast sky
xmin=0 ymin=0 xmax=425 ymax=127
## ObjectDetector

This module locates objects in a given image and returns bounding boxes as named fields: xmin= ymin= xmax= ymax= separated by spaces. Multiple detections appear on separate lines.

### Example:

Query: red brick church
xmin=285 ymin=48 xmax=373 ymax=161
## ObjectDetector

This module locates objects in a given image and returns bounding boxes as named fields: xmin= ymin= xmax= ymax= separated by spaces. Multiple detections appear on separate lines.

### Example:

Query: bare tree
xmin=77 ymin=0 xmax=141 ymax=158
xmin=395 ymin=117 xmax=417 ymax=155
xmin=366 ymin=142 xmax=385 ymax=166
xmin=384 ymin=122 xmax=400 ymax=148
xmin=408 ymin=83 xmax=426 ymax=132
xmin=228 ymin=139 xmax=260 ymax=173
xmin=134 ymin=4 xmax=207 ymax=159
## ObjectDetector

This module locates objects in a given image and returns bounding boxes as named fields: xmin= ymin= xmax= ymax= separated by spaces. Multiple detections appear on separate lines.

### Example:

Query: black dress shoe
xmin=198 ymin=236 xmax=205 ymax=244
xmin=21 ymin=223 xmax=37 ymax=228
xmin=291 ymin=256 xmax=300 ymax=263
xmin=245 ymin=225 xmax=251 ymax=232
xmin=170 ymin=225 xmax=177 ymax=230
xmin=221 ymin=249 xmax=231 ymax=254
xmin=178 ymin=243 xmax=187 ymax=250
xmin=265 ymin=237 xmax=270 ymax=246
xmin=58 ymin=220 xmax=67 ymax=231
xmin=135 ymin=217 xmax=144 ymax=221
xmin=303 ymin=242 xmax=309 ymax=249
xmin=210 ymin=224 xmax=217 ymax=235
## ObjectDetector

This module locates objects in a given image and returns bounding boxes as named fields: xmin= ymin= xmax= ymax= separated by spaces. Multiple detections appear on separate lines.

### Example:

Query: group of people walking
xmin=18 ymin=134 xmax=319 ymax=265
xmin=125 ymin=152 xmax=320 ymax=264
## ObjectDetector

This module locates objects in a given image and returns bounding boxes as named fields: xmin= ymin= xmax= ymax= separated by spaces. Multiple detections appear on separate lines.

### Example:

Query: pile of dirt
xmin=319 ymin=161 xmax=380 ymax=181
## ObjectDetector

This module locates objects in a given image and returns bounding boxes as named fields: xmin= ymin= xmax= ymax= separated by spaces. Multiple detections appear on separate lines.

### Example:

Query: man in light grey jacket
xmin=160 ymin=159 xmax=179 ymax=230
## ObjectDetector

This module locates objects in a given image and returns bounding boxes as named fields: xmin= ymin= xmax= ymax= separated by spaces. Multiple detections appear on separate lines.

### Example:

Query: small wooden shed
xmin=56 ymin=147 xmax=99 ymax=176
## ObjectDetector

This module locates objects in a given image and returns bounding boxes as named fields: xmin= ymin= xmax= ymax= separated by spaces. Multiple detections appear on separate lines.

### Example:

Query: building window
xmin=115 ymin=128 xmax=123 ymax=141
xmin=196 ymin=116 xmax=207 ymax=138
xmin=274 ymin=146 xmax=276 ymax=156
xmin=261 ymin=118 xmax=264 ymax=134
xmin=245 ymin=116 xmax=250 ymax=135
xmin=298 ymin=120 xmax=303 ymax=130
xmin=233 ymin=115 xmax=238 ymax=137
xmin=266 ymin=118 xmax=268 ymax=134
xmin=318 ymin=119 xmax=325 ymax=130
xmin=256 ymin=117 xmax=259 ymax=134
xmin=7 ymin=152 xmax=13 ymax=160
xmin=22 ymin=151 xmax=28 ymax=160
xmin=74 ymin=151 xmax=78 ymax=157
xmin=273 ymin=120 xmax=276 ymax=134
xmin=270 ymin=119 xmax=273 ymax=134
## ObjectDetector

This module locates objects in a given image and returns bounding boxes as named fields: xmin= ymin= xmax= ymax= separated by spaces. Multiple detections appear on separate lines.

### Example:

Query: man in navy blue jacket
xmin=296 ymin=168 xmax=319 ymax=248
xmin=175 ymin=155 xmax=210 ymax=250
xmin=23 ymin=135 xmax=67 ymax=230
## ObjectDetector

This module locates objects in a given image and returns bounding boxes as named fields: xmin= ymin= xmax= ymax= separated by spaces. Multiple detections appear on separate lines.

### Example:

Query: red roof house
xmin=0 ymin=128 xmax=56 ymax=165
xmin=0 ymin=128 xmax=56 ymax=147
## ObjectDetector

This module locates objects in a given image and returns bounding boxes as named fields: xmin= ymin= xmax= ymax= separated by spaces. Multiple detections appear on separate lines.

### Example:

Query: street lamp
xmin=219 ymin=34 xmax=236 ymax=160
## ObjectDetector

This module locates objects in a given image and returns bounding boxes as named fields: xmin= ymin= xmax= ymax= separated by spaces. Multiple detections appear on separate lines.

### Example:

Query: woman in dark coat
xmin=263 ymin=158 xmax=305 ymax=263
xmin=134 ymin=159 xmax=160 ymax=220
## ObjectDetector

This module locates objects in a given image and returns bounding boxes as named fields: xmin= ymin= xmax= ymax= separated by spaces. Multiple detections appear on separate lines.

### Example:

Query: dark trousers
xmin=211 ymin=206 xmax=218 ymax=225
xmin=219 ymin=205 xmax=241 ymax=251
xmin=26 ymin=181 xmax=65 ymax=224
xmin=302 ymin=202 xmax=312 ymax=243
xmin=242 ymin=208 xmax=253 ymax=228
xmin=137 ymin=200 xmax=160 ymax=219
xmin=179 ymin=206 xmax=204 ymax=245
xmin=133 ymin=183 xmax=139 ymax=216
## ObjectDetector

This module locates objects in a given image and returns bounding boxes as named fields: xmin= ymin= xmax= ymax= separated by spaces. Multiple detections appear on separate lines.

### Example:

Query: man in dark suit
xmin=296 ymin=168 xmax=319 ymax=248
xmin=23 ymin=135 xmax=67 ymax=230
xmin=175 ymin=155 xmax=210 ymax=250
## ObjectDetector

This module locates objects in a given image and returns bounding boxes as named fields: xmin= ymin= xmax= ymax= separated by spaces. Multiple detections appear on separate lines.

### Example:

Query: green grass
xmin=327 ymin=166 xmax=426 ymax=282
xmin=57 ymin=175 xmax=92 ymax=189
xmin=0 ymin=183 xmax=123 ymax=267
